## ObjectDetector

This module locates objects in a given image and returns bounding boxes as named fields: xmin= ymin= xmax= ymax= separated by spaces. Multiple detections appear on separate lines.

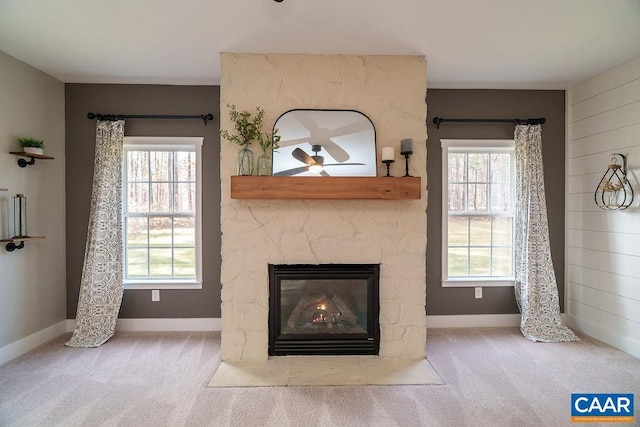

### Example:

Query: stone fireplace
xmin=220 ymin=53 xmax=428 ymax=362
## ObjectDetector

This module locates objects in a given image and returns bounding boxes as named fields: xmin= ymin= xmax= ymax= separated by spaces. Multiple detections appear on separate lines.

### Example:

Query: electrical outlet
xmin=152 ymin=289 xmax=160 ymax=302
xmin=475 ymin=287 xmax=482 ymax=299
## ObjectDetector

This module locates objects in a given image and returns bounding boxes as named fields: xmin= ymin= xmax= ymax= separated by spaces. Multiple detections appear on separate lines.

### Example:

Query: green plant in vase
xmin=256 ymin=129 xmax=281 ymax=176
xmin=18 ymin=137 xmax=45 ymax=155
xmin=220 ymin=104 xmax=264 ymax=175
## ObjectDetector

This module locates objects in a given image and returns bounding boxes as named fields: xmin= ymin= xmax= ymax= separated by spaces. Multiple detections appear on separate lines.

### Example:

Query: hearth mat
xmin=207 ymin=356 xmax=444 ymax=387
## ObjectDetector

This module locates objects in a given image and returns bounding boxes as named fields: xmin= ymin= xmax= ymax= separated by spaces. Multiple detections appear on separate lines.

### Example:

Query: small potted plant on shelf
xmin=220 ymin=104 xmax=264 ymax=176
xmin=18 ymin=137 xmax=45 ymax=155
xmin=256 ymin=129 xmax=281 ymax=176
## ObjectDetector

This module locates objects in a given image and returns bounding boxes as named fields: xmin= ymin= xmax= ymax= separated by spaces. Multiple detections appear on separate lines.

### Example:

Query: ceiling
xmin=1 ymin=0 xmax=639 ymax=89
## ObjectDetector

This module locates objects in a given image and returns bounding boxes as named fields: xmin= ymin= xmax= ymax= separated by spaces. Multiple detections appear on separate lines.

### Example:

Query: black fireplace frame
xmin=268 ymin=264 xmax=380 ymax=356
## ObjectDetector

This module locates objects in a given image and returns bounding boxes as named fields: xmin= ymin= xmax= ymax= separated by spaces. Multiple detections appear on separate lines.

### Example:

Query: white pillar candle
xmin=382 ymin=147 xmax=394 ymax=161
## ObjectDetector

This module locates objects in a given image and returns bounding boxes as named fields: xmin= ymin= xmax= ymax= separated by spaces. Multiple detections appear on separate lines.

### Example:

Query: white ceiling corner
xmin=0 ymin=0 xmax=639 ymax=89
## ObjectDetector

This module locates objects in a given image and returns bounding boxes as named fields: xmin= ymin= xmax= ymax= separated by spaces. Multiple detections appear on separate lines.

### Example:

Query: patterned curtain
xmin=514 ymin=124 xmax=579 ymax=343
xmin=66 ymin=120 xmax=125 ymax=347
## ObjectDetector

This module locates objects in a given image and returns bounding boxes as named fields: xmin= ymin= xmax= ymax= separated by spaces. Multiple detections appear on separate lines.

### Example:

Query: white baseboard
xmin=427 ymin=314 xmax=521 ymax=328
xmin=60 ymin=316 xmax=519 ymax=332
xmin=66 ymin=318 xmax=222 ymax=333
xmin=2 ymin=318 xmax=221 ymax=366
xmin=565 ymin=314 xmax=640 ymax=359
xmin=0 ymin=320 xmax=67 ymax=366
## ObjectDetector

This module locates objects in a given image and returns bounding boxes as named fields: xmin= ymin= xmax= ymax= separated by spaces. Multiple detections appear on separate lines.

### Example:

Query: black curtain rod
xmin=432 ymin=117 xmax=545 ymax=129
xmin=87 ymin=112 xmax=214 ymax=126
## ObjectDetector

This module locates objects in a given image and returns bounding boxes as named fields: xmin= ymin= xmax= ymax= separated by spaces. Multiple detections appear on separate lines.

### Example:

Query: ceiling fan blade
xmin=292 ymin=147 xmax=314 ymax=165
xmin=323 ymin=162 xmax=365 ymax=167
xmin=273 ymin=166 xmax=311 ymax=176
xmin=321 ymin=139 xmax=350 ymax=163
xmin=327 ymin=121 xmax=373 ymax=138
xmin=293 ymin=111 xmax=354 ymax=162
xmin=294 ymin=111 xmax=321 ymax=134
xmin=278 ymin=136 xmax=311 ymax=147
xmin=274 ymin=162 xmax=363 ymax=176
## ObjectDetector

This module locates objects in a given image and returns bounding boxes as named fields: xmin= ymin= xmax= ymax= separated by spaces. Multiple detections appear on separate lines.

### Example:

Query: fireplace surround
xmin=220 ymin=53 xmax=427 ymax=363
xmin=269 ymin=264 xmax=380 ymax=355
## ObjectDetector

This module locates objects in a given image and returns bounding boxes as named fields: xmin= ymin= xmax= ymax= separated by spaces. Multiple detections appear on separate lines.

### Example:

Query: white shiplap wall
xmin=567 ymin=56 xmax=640 ymax=359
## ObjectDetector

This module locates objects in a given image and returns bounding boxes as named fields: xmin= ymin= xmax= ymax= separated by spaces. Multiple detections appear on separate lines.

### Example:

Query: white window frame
xmin=123 ymin=136 xmax=203 ymax=290
xmin=441 ymin=139 xmax=515 ymax=288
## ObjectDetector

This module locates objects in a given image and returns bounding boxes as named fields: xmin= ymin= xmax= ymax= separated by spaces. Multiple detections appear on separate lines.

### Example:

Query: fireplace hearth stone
xmin=208 ymin=356 xmax=444 ymax=387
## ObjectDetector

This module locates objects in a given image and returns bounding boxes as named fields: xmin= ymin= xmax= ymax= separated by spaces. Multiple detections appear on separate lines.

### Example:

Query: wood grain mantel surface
xmin=230 ymin=176 xmax=421 ymax=200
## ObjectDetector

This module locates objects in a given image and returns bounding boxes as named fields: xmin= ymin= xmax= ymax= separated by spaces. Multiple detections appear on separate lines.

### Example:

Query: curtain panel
xmin=66 ymin=120 xmax=125 ymax=347
xmin=514 ymin=124 xmax=579 ymax=343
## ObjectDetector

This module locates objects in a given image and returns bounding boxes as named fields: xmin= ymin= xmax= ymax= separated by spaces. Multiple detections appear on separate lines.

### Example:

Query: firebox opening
xmin=269 ymin=264 xmax=380 ymax=356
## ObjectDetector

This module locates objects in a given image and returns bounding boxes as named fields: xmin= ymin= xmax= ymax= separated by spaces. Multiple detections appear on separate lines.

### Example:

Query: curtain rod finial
xmin=201 ymin=113 xmax=214 ymax=126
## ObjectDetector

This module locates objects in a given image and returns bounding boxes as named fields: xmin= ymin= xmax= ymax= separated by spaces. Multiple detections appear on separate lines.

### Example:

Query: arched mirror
xmin=272 ymin=109 xmax=377 ymax=177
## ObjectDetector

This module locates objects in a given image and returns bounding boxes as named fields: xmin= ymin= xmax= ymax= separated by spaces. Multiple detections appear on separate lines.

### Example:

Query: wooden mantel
xmin=231 ymin=176 xmax=421 ymax=200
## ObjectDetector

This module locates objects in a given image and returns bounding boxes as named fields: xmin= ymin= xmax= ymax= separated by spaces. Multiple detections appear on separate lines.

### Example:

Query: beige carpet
xmin=1 ymin=328 xmax=639 ymax=426
xmin=208 ymin=356 xmax=444 ymax=387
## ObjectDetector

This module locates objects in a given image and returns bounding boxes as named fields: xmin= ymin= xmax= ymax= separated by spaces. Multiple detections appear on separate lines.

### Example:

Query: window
xmin=123 ymin=137 xmax=203 ymax=289
xmin=441 ymin=139 xmax=515 ymax=287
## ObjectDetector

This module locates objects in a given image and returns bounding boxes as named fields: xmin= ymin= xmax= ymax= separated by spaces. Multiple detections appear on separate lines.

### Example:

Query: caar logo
xmin=571 ymin=393 xmax=634 ymax=423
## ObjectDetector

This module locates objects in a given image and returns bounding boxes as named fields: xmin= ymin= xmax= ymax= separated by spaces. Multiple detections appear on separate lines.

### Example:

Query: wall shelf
xmin=231 ymin=176 xmax=421 ymax=200
xmin=9 ymin=152 xmax=55 ymax=168
xmin=0 ymin=236 xmax=45 ymax=252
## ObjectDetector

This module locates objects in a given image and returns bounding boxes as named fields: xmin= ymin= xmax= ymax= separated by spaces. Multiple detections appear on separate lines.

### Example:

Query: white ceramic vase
xmin=23 ymin=147 xmax=44 ymax=155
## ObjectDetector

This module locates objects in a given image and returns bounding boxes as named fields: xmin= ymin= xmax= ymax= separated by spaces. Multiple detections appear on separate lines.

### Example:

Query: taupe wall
xmin=0 ymin=51 xmax=66 ymax=353
xmin=426 ymin=89 xmax=566 ymax=315
xmin=63 ymin=86 xmax=564 ymax=320
xmin=65 ymin=84 xmax=220 ymax=318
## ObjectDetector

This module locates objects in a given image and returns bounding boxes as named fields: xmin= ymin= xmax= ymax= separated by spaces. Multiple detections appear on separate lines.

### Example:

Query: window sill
xmin=442 ymin=278 xmax=514 ymax=288
xmin=124 ymin=280 xmax=202 ymax=290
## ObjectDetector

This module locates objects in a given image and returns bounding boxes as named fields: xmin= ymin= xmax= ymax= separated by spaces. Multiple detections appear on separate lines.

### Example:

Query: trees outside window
xmin=123 ymin=137 xmax=203 ymax=289
xmin=441 ymin=140 xmax=515 ymax=287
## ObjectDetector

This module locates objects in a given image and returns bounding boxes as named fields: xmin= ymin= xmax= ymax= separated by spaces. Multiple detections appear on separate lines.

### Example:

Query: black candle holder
xmin=400 ymin=138 xmax=413 ymax=177
xmin=382 ymin=160 xmax=394 ymax=177
xmin=401 ymin=151 xmax=412 ymax=177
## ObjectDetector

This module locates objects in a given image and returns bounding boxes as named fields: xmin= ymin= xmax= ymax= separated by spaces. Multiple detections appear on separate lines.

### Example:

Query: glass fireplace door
xmin=269 ymin=264 xmax=379 ymax=355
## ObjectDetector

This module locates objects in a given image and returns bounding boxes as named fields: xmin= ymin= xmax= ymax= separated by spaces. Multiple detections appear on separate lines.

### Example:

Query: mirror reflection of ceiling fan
xmin=274 ymin=145 xmax=364 ymax=176
xmin=278 ymin=112 xmax=373 ymax=163
xmin=272 ymin=109 xmax=378 ymax=177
